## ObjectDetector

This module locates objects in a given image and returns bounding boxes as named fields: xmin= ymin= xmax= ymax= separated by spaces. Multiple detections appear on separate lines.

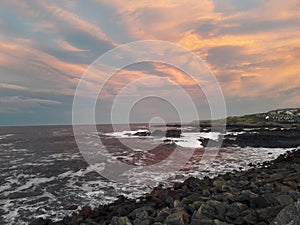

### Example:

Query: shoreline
xmin=30 ymin=149 xmax=300 ymax=225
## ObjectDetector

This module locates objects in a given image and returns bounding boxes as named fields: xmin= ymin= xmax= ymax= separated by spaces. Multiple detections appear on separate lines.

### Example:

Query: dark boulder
xmin=271 ymin=199 xmax=300 ymax=225
xmin=225 ymin=202 xmax=248 ymax=220
xmin=133 ymin=131 xmax=151 ymax=136
xmin=194 ymin=200 xmax=228 ymax=221
xmin=29 ymin=218 xmax=52 ymax=225
xmin=111 ymin=216 xmax=132 ymax=225
xmin=164 ymin=208 xmax=189 ymax=225
xmin=166 ymin=129 xmax=181 ymax=138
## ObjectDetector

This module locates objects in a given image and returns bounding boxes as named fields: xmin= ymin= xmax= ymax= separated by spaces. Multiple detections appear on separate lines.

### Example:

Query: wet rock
xmin=151 ymin=129 xmax=182 ymax=138
xmin=271 ymin=199 xmax=300 ymax=225
xmin=186 ymin=192 xmax=209 ymax=203
xmin=250 ymin=194 xmax=277 ymax=209
xmin=234 ymin=190 xmax=258 ymax=206
xmin=242 ymin=210 xmax=259 ymax=224
xmin=214 ymin=219 xmax=234 ymax=225
xmin=111 ymin=216 xmax=132 ymax=225
xmin=79 ymin=206 xmax=92 ymax=218
xmin=276 ymin=194 xmax=294 ymax=205
xmin=233 ymin=133 xmax=300 ymax=148
xmin=67 ymin=204 xmax=78 ymax=210
xmin=283 ymin=180 xmax=298 ymax=189
xmin=189 ymin=218 xmax=214 ymax=225
xmin=133 ymin=131 xmax=151 ymax=136
xmin=29 ymin=148 xmax=300 ymax=225
xmin=213 ymin=178 xmax=226 ymax=188
xmin=284 ymin=172 xmax=300 ymax=182
xmin=225 ymin=202 xmax=248 ymax=220
xmin=190 ymin=218 xmax=232 ymax=225
xmin=164 ymin=208 xmax=189 ymax=225
xmin=169 ymin=189 xmax=190 ymax=201
xmin=267 ymin=172 xmax=286 ymax=182
xmin=132 ymin=209 xmax=152 ymax=225
xmin=287 ymin=191 xmax=300 ymax=201
xmin=180 ymin=197 xmax=192 ymax=208
xmin=166 ymin=129 xmax=181 ymax=138
xmin=256 ymin=206 xmax=285 ymax=224
xmin=29 ymin=218 xmax=52 ymax=225
xmin=150 ymin=197 xmax=164 ymax=209
xmin=202 ymin=189 xmax=210 ymax=197
xmin=82 ymin=218 xmax=100 ymax=225
xmin=133 ymin=218 xmax=151 ymax=225
xmin=157 ymin=207 xmax=171 ymax=222
xmin=220 ymin=185 xmax=233 ymax=193
xmin=213 ymin=192 xmax=235 ymax=202
xmin=194 ymin=200 xmax=227 ymax=221
xmin=128 ymin=206 xmax=153 ymax=220
xmin=274 ymin=182 xmax=294 ymax=192
xmin=188 ymin=201 xmax=202 ymax=212
xmin=183 ymin=177 xmax=210 ymax=191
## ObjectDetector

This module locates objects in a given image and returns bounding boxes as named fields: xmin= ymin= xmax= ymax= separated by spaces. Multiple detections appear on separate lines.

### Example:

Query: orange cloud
xmin=0 ymin=83 xmax=28 ymax=91
xmin=102 ymin=0 xmax=219 ymax=41
xmin=55 ymin=40 xmax=88 ymax=52
xmin=98 ymin=0 xmax=300 ymax=106
xmin=36 ymin=1 xmax=116 ymax=45
xmin=0 ymin=39 xmax=87 ymax=96
xmin=1 ymin=0 xmax=300 ymax=115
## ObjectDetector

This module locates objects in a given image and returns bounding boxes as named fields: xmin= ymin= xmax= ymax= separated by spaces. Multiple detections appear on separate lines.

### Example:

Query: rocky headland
xmin=201 ymin=127 xmax=300 ymax=148
xmin=30 ymin=148 xmax=300 ymax=225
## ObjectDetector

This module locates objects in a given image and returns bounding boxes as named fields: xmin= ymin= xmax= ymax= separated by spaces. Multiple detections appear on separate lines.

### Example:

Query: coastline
xmin=30 ymin=149 xmax=300 ymax=225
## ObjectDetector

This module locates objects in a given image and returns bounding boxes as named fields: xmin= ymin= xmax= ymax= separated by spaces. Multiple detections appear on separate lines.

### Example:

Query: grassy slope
xmin=196 ymin=112 xmax=299 ymax=127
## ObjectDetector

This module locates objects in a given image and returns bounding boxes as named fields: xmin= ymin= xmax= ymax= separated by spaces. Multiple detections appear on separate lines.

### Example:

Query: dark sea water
xmin=0 ymin=125 xmax=294 ymax=224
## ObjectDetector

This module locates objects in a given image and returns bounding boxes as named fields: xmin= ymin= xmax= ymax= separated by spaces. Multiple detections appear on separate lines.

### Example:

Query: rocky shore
xmin=30 ymin=149 xmax=300 ymax=225
xmin=201 ymin=127 xmax=300 ymax=148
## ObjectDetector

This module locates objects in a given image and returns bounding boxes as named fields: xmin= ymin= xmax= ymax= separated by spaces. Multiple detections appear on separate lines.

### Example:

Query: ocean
xmin=0 ymin=124 xmax=293 ymax=224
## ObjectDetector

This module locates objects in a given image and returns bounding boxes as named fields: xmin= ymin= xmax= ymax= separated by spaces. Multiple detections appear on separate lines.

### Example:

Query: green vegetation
xmin=195 ymin=107 xmax=300 ymax=127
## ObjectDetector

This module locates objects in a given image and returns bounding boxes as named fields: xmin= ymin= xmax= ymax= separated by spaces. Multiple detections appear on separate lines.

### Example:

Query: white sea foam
xmin=243 ymin=128 xmax=260 ymax=131
xmin=198 ymin=132 xmax=220 ymax=141
xmin=1 ymin=127 xmax=298 ymax=225
xmin=12 ymin=148 xmax=28 ymax=152
xmin=226 ymin=131 xmax=246 ymax=135
xmin=3 ymin=177 xmax=56 ymax=197
xmin=104 ymin=129 xmax=150 ymax=138
xmin=0 ymin=134 xmax=14 ymax=140
xmin=162 ymin=132 xmax=203 ymax=148
xmin=104 ymin=130 xmax=221 ymax=149
xmin=2 ymin=145 xmax=295 ymax=225
xmin=0 ymin=143 xmax=14 ymax=147
xmin=1 ymin=200 xmax=21 ymax=225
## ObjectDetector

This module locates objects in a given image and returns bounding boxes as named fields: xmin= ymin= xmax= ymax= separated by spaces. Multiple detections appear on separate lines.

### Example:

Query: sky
xmin=0 ymin=0 xmax=300 ymax=126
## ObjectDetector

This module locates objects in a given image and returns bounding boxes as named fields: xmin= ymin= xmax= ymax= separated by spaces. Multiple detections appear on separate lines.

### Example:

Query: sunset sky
xmin=0 ymin=0 xmax=300 ymax=125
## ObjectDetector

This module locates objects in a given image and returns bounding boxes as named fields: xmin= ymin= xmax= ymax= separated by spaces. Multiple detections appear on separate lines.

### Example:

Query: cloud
xmin=0 ymin=0 xmax=300 ymax=124
xmin=173 ymin=1 xmax=300 ymax=99
xmin=0 ymin=41 xmax=85 ymax=94
xmin=0 ymin=96 xmax=62 ymax=113
xmin=103 ymin=0 xmax=218 ymax=41
xmin=36 ymin=1 xmax=113 ymax=43
xmin=207 ymin=46 xmax=248 ymax=68
xmin=0 ymin=83 xmax=28 ymax=91
xmin=281 ymin=87 xmax=300 ymax=97
xmin=55 ymin=40 xmax=88 ymax=52
xmin=213 ymin=0 xmax=262 ymax=13
xmin=0 ymin=1 xmax=124 ymax=106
